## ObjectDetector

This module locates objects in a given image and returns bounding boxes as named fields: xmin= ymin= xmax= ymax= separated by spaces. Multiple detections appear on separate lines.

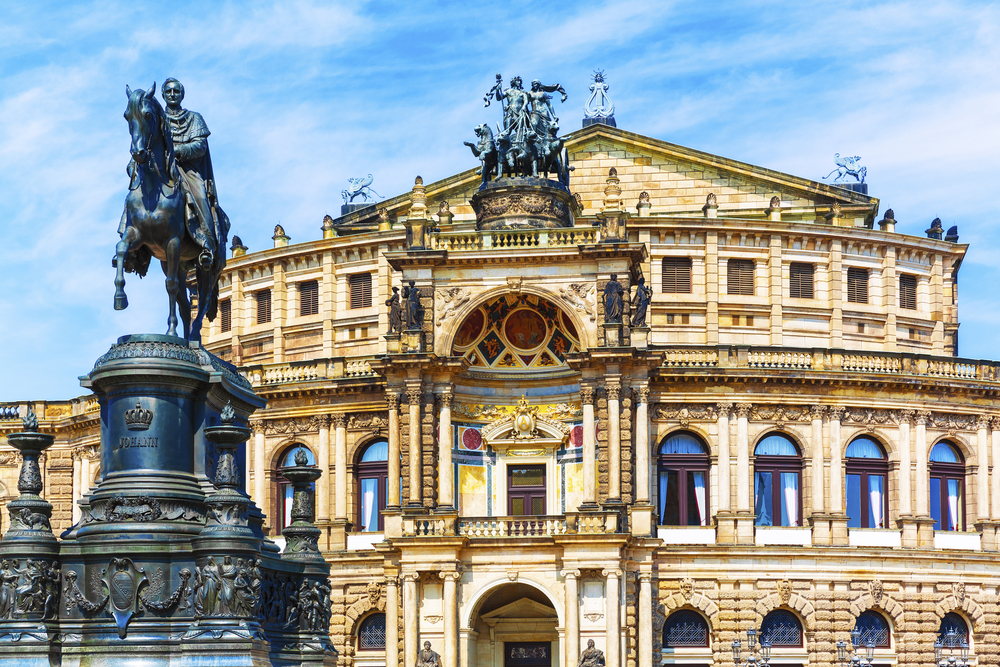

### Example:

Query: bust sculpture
xmin=578 ymin=639 xmax=605 ymax=667
xmin=417 ymin=641 xmax=441 ymax=667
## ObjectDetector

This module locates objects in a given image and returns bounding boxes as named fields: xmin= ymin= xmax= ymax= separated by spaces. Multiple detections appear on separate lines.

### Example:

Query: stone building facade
xmin=1 ymin=123 xmax=995 ymax=667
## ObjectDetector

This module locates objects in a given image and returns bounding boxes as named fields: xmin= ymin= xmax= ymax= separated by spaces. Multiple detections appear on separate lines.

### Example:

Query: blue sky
xmin=2 ymin=1 xmax=999 ymax=400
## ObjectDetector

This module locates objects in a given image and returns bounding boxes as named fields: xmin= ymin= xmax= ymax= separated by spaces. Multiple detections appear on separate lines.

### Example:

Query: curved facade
xmin=2 ymin=123 xmax=996 ymax=667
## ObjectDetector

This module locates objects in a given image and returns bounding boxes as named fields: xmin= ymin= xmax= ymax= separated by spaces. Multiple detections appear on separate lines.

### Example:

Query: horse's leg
xmin=114 ymin=225 xmax=138 ymax=310
xmin=188 ymin=266 xmax=212 ymax=343
xmin=163 ymin=237 xmax=181 ymax=337
xmin=176 ymin=267 xmax=193 ymax=341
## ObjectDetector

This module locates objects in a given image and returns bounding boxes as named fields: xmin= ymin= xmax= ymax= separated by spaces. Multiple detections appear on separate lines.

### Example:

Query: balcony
xmin=427 ymin=227 xmax=597 ymax=251
xmin=399 ymin=511 xmax=619 ymax=538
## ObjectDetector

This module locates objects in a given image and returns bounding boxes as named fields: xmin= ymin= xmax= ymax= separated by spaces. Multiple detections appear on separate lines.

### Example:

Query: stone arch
xmin=656 ymin=426 xmax=714 ymax=456
xmin=437 ymin=285 xmax=594 ymax=356
xmin=934 ymin=595 xmax=985 ymax=634
xmin=463 ymin=575 xmax=563 ymax=630
xmin=269 ymin=438 xmax=315 ymax=469
xmin=755 ymin=593 xmax=815 ymax=631
xmin=841 ymin=430 xmax=896 ymax=461
xmin=849 ymin=593 xmax=905 ymax=631
xmin=660 ymin=592 xmax=720 ymax=628
xmin=345 ymin=584 xmax=388 ymax=641
xmin=752 ymin=429 xmax=806 ymax=456
xmin=929 ymin=434 xmax=975 ymax=466
xmin=349 ymin=432 xmax=390 ymax=467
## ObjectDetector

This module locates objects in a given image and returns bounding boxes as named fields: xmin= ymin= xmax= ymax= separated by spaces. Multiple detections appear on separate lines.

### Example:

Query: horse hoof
xmin=114 ymin=295 xmax=128 ymax=310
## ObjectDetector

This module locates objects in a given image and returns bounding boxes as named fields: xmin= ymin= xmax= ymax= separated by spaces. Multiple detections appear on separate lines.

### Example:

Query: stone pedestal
xmin=471 ymin=177 xmax=575 ymax=230
xmin=603 ymin=322 xmax=622 ymax=347
xmin=631 ymin=326 xmax=649 ymax=349
xmin=384 ymin=333 xmax=402 ymax=354
xmin=734 ymin=512 xmax=756 ymax=545
xmin=629 ymin=504 xmax=654 ymax=537
xmin=715 ymin=512 xmax=737 ymax=545
xmin=403 ymin=329 xmax=425 ymax=353
xmin=976 ymin=521 xmax=998 ymax=551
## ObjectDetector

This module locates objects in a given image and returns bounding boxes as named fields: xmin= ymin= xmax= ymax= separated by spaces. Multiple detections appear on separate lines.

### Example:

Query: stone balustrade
xmin=428 ymin=227 xmax=597 ymax=251
xmin=240 ymin=355 xmax=380 ymax=387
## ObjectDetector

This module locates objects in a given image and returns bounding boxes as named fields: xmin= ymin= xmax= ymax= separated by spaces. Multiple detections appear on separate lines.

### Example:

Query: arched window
xmin=760 ymin=609 xmax=803 ymax=647
xmin=853 ymin=610 xmax=890 ymax=648
xmin=276 ymin=445 xmax=315 ymax=532
xmin=356 ymin=440 xmax=389 ymax=532
xmin=930 ymin=442 xmax=965 ymax=531
xmin=663 ymin=609 xmax=709 ymax=647
xmin=938 ymin=612 xmax=969 ymax=646
xmin=754 ymin=434 xmax=802 ymax=527
xmin=657 ymin=432 xmax=709 ymax=526
xmin=846 ymin=437 xmax=889 ymax=529
xmin=358 ymin=613 xmax=387 ymax=650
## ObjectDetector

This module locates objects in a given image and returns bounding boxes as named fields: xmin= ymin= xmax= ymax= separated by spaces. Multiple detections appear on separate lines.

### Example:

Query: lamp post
xmin=935 ymin=629 xmax=969 ymax=667
xmin=732 ymin=627 xmax=771 ymax=667
xmin=837 ymin=628 xmax=875 ymax=667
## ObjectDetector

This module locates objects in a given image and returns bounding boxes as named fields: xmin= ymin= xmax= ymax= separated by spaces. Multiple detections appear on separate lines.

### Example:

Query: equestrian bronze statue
xmin=113 ymin=80 xmax=230 ymax=341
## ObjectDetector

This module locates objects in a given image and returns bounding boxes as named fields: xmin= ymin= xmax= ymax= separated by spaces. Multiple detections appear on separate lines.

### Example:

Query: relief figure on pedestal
xmin=578 ymin=639 xmax=605 ymax=667
xmin=417 ymin=641 xmax=441 ymax=667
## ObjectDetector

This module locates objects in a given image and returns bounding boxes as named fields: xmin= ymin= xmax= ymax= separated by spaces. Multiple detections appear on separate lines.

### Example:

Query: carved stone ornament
xmin=930 ymin=413 xmax=978 ymax=434
xmin=105 ymin=495 xmax=162 ymax=522
xmin=870 ymin=579 xmax=884 ymax=605
xmin=264 ymin=416 xmax=320 ymax=435
xmin=680 ymin=578 xmax=694 ymax=601
xmin=777 ymin=579 xmax=792 ymax=605
xmin=953 ymin=581 xmax=966 ymax=603
xmin=545 ymin=403 xmax=582 ymax=420
xmin=436 ymin=287 xmax=472 ymax=329
xmin=654 ymin=404 xmax=716 ymax=427
xmin=841 ymin=407 xmax=899 ymax=431
xmin=481 ymin=396 xmax=571 ymax=454
xmin=750 ymin=405 xmax=811 ymax=429
xmin=559 ymin=283 xmax=597 ymax=323
xmin=366 ymin=580 xmax=383 ymax=605
xmin=347 ymin=412 xmax=388 ymax=433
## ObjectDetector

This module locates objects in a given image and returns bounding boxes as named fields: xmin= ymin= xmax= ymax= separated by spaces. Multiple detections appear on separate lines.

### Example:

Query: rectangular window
xmin=899 ymin=274 xmax=917 ymax=310
xmin=508 ymin=465 xmax=546 ymax=516
xmin=256 ymin=289 xmax=271 ymax=324
xmin=662 ymin=257 xmax=692 ymax=293
xmin=727 ymin=259 xmax=754 ymax=296
xmin=847 ymin=267 xmax=869 ymax=304
xmin=220 ymin=299 xmax=231 ymax=333
xmin=789 ymin=262 xmax=814 ymax=299
xmin=349 ymin=273 xmax=373 ymax=309
xmin=931 ymin=475 xmax=964 ymax=531
xmin=299 ymin=280 xmax=319 ymax=316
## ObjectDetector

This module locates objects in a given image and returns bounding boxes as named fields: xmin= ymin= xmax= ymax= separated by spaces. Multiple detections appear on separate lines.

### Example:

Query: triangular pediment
xmin=481 ymin=597 xmax=558 ymax=620
xmin=333 ymin=123 xmax=877 ymax=231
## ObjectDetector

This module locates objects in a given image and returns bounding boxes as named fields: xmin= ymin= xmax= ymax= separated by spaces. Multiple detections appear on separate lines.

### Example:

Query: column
xmin=810 ymin=406 xmax=825 ymax=515
xmin=991 ymin=417 xmax=1000 ymax=521
xmin=251 ymin=420 xmax=266 ymax=509
xmin=403 ymin=574 xmax=419 ymax=667
xmin=828 ymin=408 xmax=844 ymax=514
xmin=607 ymin=380 xmax=621 ymax=501
xmin=334 ymin=414 xmax=348 ymax=521
xmin=386 ymin=577 xmax=400 ymax=667
xmin=735 ymin=404 xmax=751 ymax=512
xmin=407 ymin=387 xmax=423 ymax=506
xmin=442 ymin=572 xmax=460 ymax=667
xmin=72 ymin=451 xmax=82 ymax=524
xmin=80 ymin=455 xmax=92 ymax=497
xmin=635 ymin=386 xmax=650 ymax=503
xmin=387 ymin=392 xmax=401 ymax=507
xmin=717 ymin=403 xmax=732 ymax=512
xmin=898 ymin=411 xmax=913 ymax=515
xmin=915 ymin=411 xmax=930 ymax=516
xmin=438 ymin=391 xmax=454 ymax=509
xmin=638 ymin=573 xmax=652 ymax=667
xmin=564 ymin=570 xmax=580 ymax=667
xmin=272 ymin=260 xmax=286 ymax=363
xmin=317 ymin=415 xmax=332 ymax=522
xmin=582 ymin=386 xmax=597 ymax=507
xmin=977 ymin=416 xmax=990 ymax=524
xmin=603 ymin=569 xmax=621 ymax=667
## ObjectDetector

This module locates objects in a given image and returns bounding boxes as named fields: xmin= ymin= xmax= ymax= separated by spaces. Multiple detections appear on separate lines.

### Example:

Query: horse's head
xmin=124 ymin=83 xmax=164 ymax=165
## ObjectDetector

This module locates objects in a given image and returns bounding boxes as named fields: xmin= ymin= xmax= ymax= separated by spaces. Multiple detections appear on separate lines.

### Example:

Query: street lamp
xmin=732 ymin=627 xmax=771 ymax=667
xmin=935 ymin=629 xmax=969 ymax=667
xmin=837 ymin=628 xmax=875 ymax=667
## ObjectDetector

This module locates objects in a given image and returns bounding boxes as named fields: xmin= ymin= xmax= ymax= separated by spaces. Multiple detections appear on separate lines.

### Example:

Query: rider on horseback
xmin=161 ymin=78 xmax=229 ymax=270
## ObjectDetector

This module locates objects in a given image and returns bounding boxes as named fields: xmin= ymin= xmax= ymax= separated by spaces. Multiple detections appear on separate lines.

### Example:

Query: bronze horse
xmin=113 ymin=83 xmax=222 ymax=341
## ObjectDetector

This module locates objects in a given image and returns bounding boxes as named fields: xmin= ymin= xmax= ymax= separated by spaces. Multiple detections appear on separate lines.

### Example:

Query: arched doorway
xmin=468 ymin=583 xmax=560 ymax=667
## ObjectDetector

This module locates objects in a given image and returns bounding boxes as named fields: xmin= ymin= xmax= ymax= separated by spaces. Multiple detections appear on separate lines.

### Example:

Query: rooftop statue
xmin=466 ymin=73 xmax=570 ymax=187
xmin=584 ymin=70 xmax=615 ymax=120
xmin=823 ymin=153 xmax=867 ymax=184
xmin=113 ymin=79 xmax=229 ymax=341
xmin=342 ymin=174 xmax=382 ymax=204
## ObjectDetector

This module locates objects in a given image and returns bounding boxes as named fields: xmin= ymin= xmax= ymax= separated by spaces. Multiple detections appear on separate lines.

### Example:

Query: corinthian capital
xmin=316 ymin=414 xmax=332 ymax=429
xmin=827 ymin=406 xmax=845 ymax=421
xmin=386 ymin=392 xmax=400 ymax=411
xmin=810 ymin=405 xmax=827 ymax=419
xmin=734 ymin=404 xmax=752 ymax=418
xmin=439 ymin=392 xmax=454 ymax=408
xmin=333 ymin=414 xmax=346 ymax=428
xmin=915 ymin=410 xmax=931 ymax=425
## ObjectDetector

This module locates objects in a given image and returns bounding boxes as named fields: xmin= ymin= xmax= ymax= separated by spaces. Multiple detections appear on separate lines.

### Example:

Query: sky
xmin=1 ymin=0 xmax=999 ymax=401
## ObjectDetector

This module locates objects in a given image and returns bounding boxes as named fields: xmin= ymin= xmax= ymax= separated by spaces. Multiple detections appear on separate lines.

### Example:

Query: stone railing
xmin=429 ymin=227 xmax=597 ymax=251
xmin=458 ymin=516 xmax=568 ymax=538
xmin=658 ymin=345 xmax=1000 ymax=381
xmin=241 ymin=355 xmax=381 ymax=387
xmin=399 ymin=511 xmax=620 ymax=538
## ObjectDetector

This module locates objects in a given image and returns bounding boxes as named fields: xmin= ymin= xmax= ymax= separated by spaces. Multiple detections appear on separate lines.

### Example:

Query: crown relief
xmin=124 ymin=402 xmax=154 ymax=431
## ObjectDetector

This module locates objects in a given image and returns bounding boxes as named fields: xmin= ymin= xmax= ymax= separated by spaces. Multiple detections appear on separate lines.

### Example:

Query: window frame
xmin=219 ymin=298 xmax=232 ymax=333
xmin=355 ymin=440 xmax=389 ymax=533
xmin=899 ymin=274 xmax=917 ymax=310
xmin=256 ymin=289 xmax=272 ymax=324
xmin=727 ymin=259 xmax=755 ymax=296
xmin=753 ymin=435 xmax=803 ymax=527
xmin=847 ymin=267 xmax=869 ymax=304
xmin=938 ymin=612 xmax=969 ymax=646
xmin=349 ymin=273 xmax=373 ymax=309
xmin=789 ymin=262 xmax=815 ymax=299
xmin=845 ymin=438 xmax=890 ymax=530
xmin=507 ymin=464 xmax=546 ymax=516
xmin=661 ymin=257 xmax=693 ymax=294
xmin=357 ymin=612 xmax=387 ymax=651
xmin=759 ymin=609 xmax=804 ymax=648
xmin=930 ymin=442 xmax=966 ymax=532
xmin=663 ymin=609 xmax=710 ymax=648
xmin=299 ymin=280 xmax=319 ymax=317
xmin=657 ymin=433 xmax=710 ymax=527
xmin=854 ymin=610 xmax=891 ymax=649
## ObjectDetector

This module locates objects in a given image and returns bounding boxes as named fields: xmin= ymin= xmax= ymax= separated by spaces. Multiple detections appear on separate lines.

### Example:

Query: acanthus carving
xmin=929 ymin=412 xmax=977 ymax=434
xmin=842 ymin=407 xmax=898 ymax=431
xmin=559 ymin=283 xmax=597 ymax=323
xmin=828 ymin=406 xmax=846 ymax=421
xmin=386 ymin=393 xmax=400 ymax=411
xmin=734 ymin=404 xmax=752 ymax=418
xmin=605 ymin=384 xmax=621 ymax=401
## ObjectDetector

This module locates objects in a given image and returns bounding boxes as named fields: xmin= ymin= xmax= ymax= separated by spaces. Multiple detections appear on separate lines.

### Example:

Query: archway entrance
xmin=470 ymin=583 xmax=559 ymax=667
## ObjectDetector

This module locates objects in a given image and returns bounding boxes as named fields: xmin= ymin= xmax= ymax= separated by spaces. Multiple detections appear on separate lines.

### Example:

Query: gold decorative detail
xmin=545 ymin=403 xmax=582 ymax=420
xmin=512 ymin=396 xmax=538 ymax=440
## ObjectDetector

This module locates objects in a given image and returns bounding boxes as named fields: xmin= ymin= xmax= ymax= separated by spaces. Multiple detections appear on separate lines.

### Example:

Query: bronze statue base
xmin=472 ymin=177 xmax=577 ymax=230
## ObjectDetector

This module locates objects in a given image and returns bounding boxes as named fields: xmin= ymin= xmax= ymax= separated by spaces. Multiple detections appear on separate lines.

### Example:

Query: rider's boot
xmin=198 ymin=249 xmax=214 ymax=270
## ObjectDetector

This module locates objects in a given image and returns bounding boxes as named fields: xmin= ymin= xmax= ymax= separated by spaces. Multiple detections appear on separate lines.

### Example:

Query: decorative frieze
xmin=347 ymin=412 xmax=388 ymax=432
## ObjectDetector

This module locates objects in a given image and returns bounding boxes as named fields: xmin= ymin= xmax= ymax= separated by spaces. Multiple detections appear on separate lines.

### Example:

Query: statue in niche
xmin=630 ymin=276 xmax=651 ymax=328
xmin=603 ymin=274 xmax=624 ymax=324
xmin=417 ymin=641 xmax=441 ymax=667
xmin=403 ymin=281 xmax=424 ymax=330
xmin=578 ymin=639 xmax=605 ymax=667
xmin=386 ymin=286 xmax=403 ymax=334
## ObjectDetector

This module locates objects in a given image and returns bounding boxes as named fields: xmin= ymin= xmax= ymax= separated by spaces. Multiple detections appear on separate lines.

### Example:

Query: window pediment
xmin=481 ymin=396 xmax=571 ymax=454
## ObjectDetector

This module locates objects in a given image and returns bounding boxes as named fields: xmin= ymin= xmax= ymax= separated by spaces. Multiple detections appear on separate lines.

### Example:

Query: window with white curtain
xmin=929 ymin=441 xmax=965 ymax=531
xmin=657 ymin=432 xmax=710 ymax=526
xmin=845 ymin=437 xmax=890 ymax=529
xmin=356 ymin=440 xmax=389 ymax=532
xmin=753 ymin=434 xmax=802 ymax=527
